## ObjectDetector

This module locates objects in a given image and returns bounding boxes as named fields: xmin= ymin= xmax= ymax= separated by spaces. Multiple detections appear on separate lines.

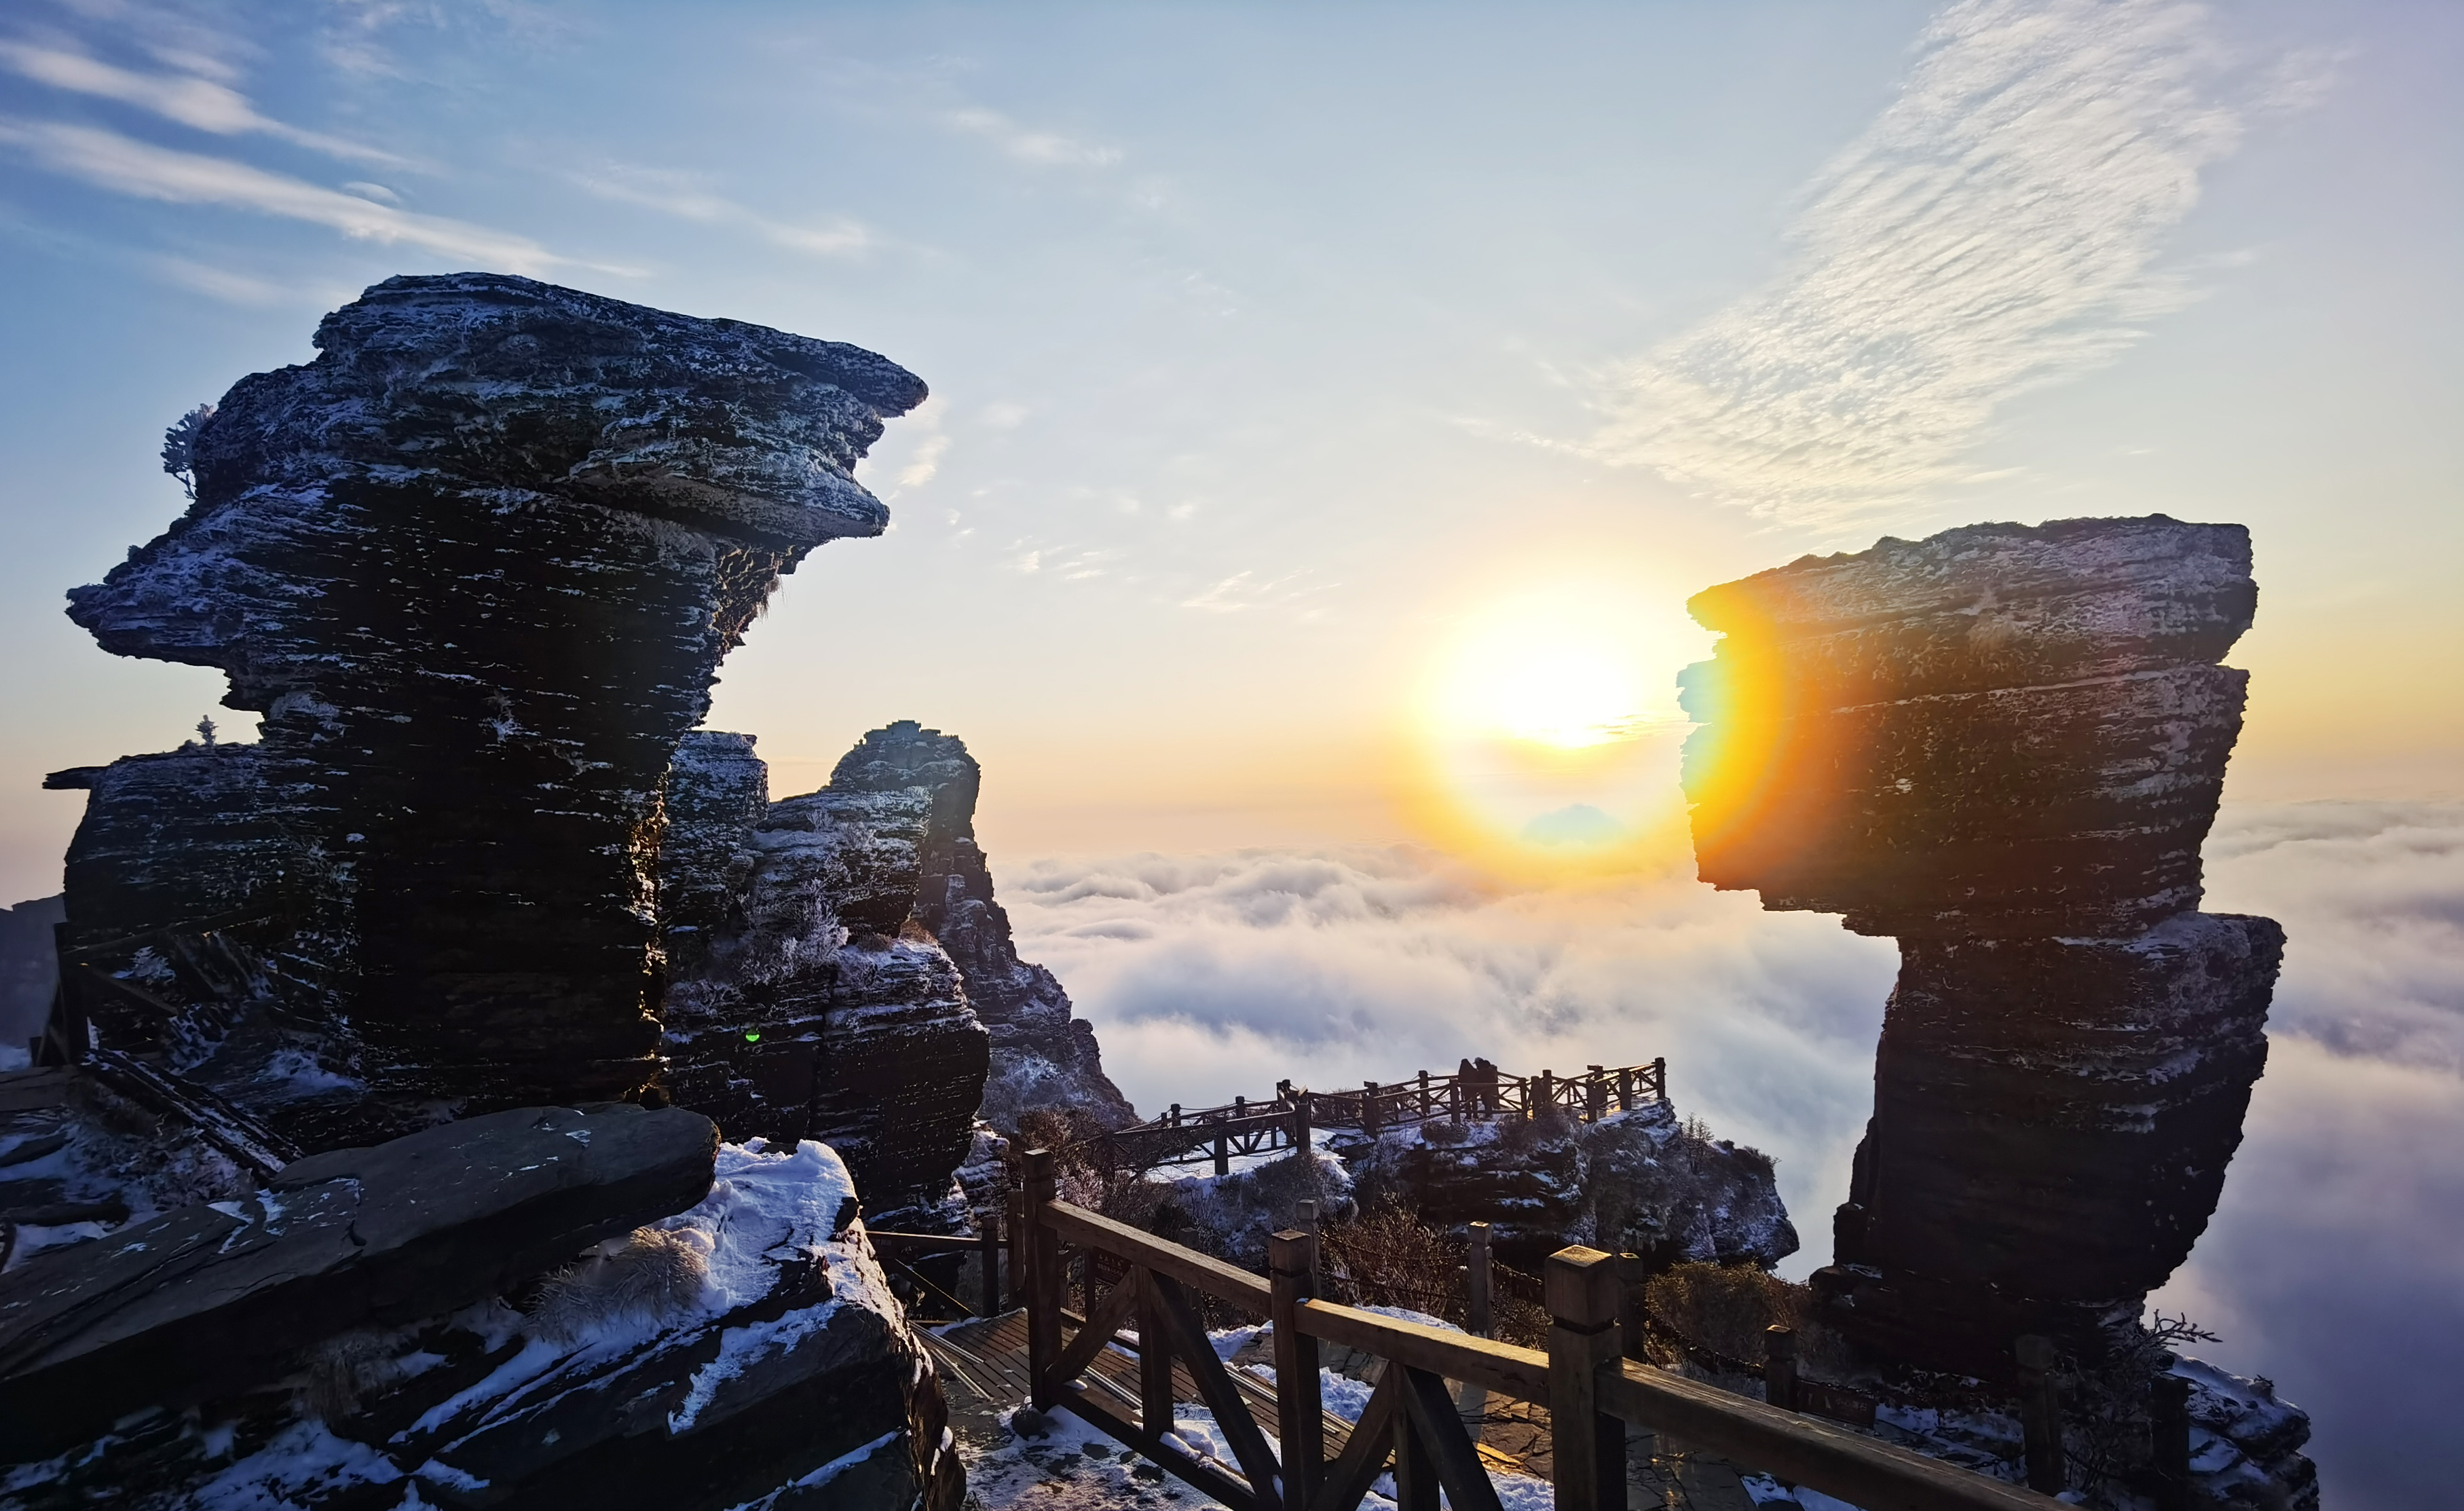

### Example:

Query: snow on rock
xmin=1350 ymin=1099 xmax=1797 ymax=1271
xmin=0 ymin=1136 xmax=965 ymax=1511
xmin=658 ymin=729 xmax=990 ymax=1227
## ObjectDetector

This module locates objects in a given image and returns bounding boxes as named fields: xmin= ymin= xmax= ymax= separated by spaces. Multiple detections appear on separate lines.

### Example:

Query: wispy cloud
xmin=0 ymin=38 xmax=407 ymax=168
xmin=575 ymin=166 xmax=872 ymax=257
xmin=0 ymin=118 xmax=579 ymax=273
xmin=1586 ymin=0 xmax=2265 ymax=532
xmin=1179 ymin=569 xmax=1341 ymax=617
xmin=946 ymin=106 xmax=1121 ymax=168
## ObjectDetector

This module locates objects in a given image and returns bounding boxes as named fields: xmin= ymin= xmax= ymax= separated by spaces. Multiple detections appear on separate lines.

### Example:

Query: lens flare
xmin=1408 ymin=586 xmax=1704 ymax=870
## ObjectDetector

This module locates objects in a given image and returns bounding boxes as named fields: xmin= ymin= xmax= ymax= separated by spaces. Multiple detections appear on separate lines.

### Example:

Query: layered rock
xmin=828 ymin=722 xmax=1134 ymax=1127
xmin=658 ymin=721 xmax=1128 ymax=1226
xmin=50 ymin=273 xmax=925 ymax=1147
xmin=0 ymin=1100 xmax=962 ymax=1510
xmin=0 ymin=896 xmax=62 ymax=1062
xmin=1353 ymin=1100 xmax=1797 ymax=1274
xmin=1679 ymin=517 xmax=2283 ymax=1380
xmin=659 ymin=730 xmax=992 ymax=1227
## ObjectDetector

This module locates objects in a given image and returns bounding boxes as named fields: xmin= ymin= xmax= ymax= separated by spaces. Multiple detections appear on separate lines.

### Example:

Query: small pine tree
xmin=160 ymin=403 xmax=215 ymax=500
xmin=196 ymin=716 xmax=217 ymax=749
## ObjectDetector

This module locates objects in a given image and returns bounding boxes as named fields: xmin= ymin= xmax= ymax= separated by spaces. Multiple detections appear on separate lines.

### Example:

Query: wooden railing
xmin=1016 ymin=1146 xmax=2066 ymax=1511
xmin=1097 ymin=1058 xmax=1667 ymax=1176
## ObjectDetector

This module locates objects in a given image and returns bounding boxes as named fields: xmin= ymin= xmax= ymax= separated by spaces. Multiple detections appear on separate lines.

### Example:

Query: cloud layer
xmin=1001 ymin=800 xmax=2464 ymax=1504
xmin=1590 ymin=0 xmax=2251 ymax=531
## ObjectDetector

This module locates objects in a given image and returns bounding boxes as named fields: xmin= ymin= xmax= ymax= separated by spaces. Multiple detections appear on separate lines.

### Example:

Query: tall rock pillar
xmin=1678 ymin=516 xmax=2282 ymax=1378
xmin=56 ymin=273 xmax=926 ymax=1147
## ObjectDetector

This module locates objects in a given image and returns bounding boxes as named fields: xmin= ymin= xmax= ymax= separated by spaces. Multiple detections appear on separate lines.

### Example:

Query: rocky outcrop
xmin=659 ymin=722 xmax=1128 ymax=1227
xmin=1358 ymin=1100 xmax=1797 ymax=1274
xmin=0 ymin=1101 xmax=717 ymax=1459
xmin=659 ymin=731 xmax=991 ymax=1227
xmin=52 ymin=273 xmax=925 ymax=1149
xmin=829 ymin=722 xmax=1134 ymax=1127
xmin=1678 ymin=517 xmax=2283 ymax=1382
xmin=0 ymin=1096 xmax=963 ymax=1511
xmin=0 ymin=897 xmax=62 ymax=1062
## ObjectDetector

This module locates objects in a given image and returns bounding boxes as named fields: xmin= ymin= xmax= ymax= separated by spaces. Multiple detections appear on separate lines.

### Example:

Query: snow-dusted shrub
xmin=528 ymin=1225 xmax=713 ymax=1343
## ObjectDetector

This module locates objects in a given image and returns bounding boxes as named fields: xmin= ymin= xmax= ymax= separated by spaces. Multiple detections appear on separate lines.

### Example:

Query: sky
xmin=0 ymin=1 xmax=2457 ymax=1503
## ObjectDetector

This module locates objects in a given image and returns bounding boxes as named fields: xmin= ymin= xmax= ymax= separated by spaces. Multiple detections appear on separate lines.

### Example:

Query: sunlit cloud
xmin=945 ymin=106 xmax=1121 ymax=168
xmin=0 ymin=38 xmax=408 ymax=168
xmin=1586 ymin=0 xmax=2260 ymax=533
xmin=1007 ymin=801 xmax=2464 ymax=1496
xmin=0 ymin=117 xmax=587 ymax=274
xmin=574 ymin=166 xmax=873 ymax=258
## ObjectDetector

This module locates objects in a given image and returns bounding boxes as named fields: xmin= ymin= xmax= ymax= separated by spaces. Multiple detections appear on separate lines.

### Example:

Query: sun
xmin=1425 ymin=597 xmax=1654 ymax=748
xmin=1405 ymin=582 xmax=1704 ymax=868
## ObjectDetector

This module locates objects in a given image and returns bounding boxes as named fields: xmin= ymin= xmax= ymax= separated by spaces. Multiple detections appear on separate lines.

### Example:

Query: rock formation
xmin=658 ymin=721 xmax=1130 ymax=1224
xmin=0 ymin=897 xmax=62 ymax=1062
xmin=1678 ymin=517 xmax=2282 ymax=1379
xmin=48 ymin=273 xmax=926 ymax=1149
xmin=0 ymin=1097 xmax=963 ymax=1510
xmin=827 ymin=721 xmax=1134 ymax=1128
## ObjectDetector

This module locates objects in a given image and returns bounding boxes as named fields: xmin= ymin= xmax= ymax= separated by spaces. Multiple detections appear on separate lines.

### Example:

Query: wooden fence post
xmin=1024 ymin=1148 xmax=1061 ymax=1409
xmin=1764 ymin=1325 xmax=1799 ymax=1412
xmin=1214 ymin=1119 xmax=1230 ymax=1177
xmin=1466 ymin=1222 xmax=1494 ymax=1339
xmin=1586 ymin=1064 xmax=1605 ymax=1121
xmin=1269 ymin=1228 xmax=1324 ymax=1508
xmin=1651 ymin=1056 xmax=1666 ymax=1102
xmin=1362 ymin=1080 xmax=1382 ymax=1135
xmin=977 ymin=1208 xmax=1001 ymax=1317
xmin=2015 ymin=1334 xmax=2065 ymax=1494
xmin=2151 ymin=1372 xmax=2191 ymax=1511
xmin=1535 ymin=1068 xmax=1553 ymax=1118
xmin=1292 ymin=1092 xmax=1313 ymax=1157
xmin=1419 ymin=1069 xmax=1432 ymax=1116
xmin=1618 ymin=1066 xmax=1633 ymax=1113
xmin=1545 ymin=1246 xmax=1624 ymax=1511
xmin=1616 ymin=1252 xmax=1652 ymax=1362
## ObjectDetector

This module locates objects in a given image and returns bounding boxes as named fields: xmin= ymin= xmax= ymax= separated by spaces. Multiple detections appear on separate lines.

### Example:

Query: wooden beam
xmin=1292 ymin=1299 xmax=1550 ymax=1405
xmin=1047 ymin=1267 xmax=1145 ymax=1388
xmin=1307 ymin=1370 xmax=1399 ymax=1511
xmin=1598 ymin=1360 xmax=2074 ymax=1511
xmin=1043 ymin=1200 xmax=1274 ymax=1311
xmin=1148 ymin=1272 xmax=1286 ymax=1510
xmin=1393 ymin=1365 xmax=1504 ymax=1511
xmin=1056 ymin=1388 xmax=1263 ymax=1511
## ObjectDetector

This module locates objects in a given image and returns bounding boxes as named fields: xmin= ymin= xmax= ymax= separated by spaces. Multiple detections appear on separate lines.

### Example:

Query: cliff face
xmin=825 ymin=722 xmax=1134 ymax=1128
xmin=51 ymin=274 xmax=924 ymax=1149
xmin=1679 ymin=517 xmax=2281 ymax=1379
xmin=659 ymin=732 xmax=990 ymax=1227
xmin=658 ymin=721 xmax=1131 ymax=1225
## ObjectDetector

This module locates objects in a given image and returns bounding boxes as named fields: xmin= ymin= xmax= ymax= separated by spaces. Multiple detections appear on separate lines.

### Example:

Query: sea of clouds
xmin=1003 ymin=800 xmax=2464 ymax=1506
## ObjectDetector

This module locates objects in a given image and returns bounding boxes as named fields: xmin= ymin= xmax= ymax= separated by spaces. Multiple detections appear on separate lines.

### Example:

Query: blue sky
xmin=1 ymin=2 xmax=2459 ymax=1501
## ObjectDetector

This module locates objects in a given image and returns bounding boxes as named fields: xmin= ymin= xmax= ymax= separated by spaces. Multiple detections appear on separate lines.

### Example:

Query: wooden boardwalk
xmin=922 ymin=1309 xmax=1766 ymax=1510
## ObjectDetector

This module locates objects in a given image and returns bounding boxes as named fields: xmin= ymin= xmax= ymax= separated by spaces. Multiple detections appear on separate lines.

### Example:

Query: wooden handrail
xmin=1042 ymin=1199 xmax=1273 ymax=1311
xmin=1024 ymin=1172 xmax=2066 ymax=1511
xmin=1292 ymin=1297 xmax=1550 ymax=1404
xmin=1599 ymin=1359 xmax=2060 ymax=1511
xmin=866 ymin=1229 xmax=983 ymax=1252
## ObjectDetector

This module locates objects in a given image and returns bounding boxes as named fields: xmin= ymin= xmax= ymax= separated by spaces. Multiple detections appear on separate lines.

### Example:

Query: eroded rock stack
xmin=658 ymin=721 xmax=1131 ymax=1225
xmin=50 ymin=273 xmax=926 ymax=1149
xmin=1679 ymin=517 xmax=2283 ymax=1378
xmin=827 ymin=722 xmax=1134 ymax=1128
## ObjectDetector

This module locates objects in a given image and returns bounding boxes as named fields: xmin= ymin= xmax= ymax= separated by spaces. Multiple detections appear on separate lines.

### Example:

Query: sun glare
xmin=1428 ymin=596 xmax=1661 ymax=747
xmin=1408 ymin=585 xmax=1704 ymax=868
